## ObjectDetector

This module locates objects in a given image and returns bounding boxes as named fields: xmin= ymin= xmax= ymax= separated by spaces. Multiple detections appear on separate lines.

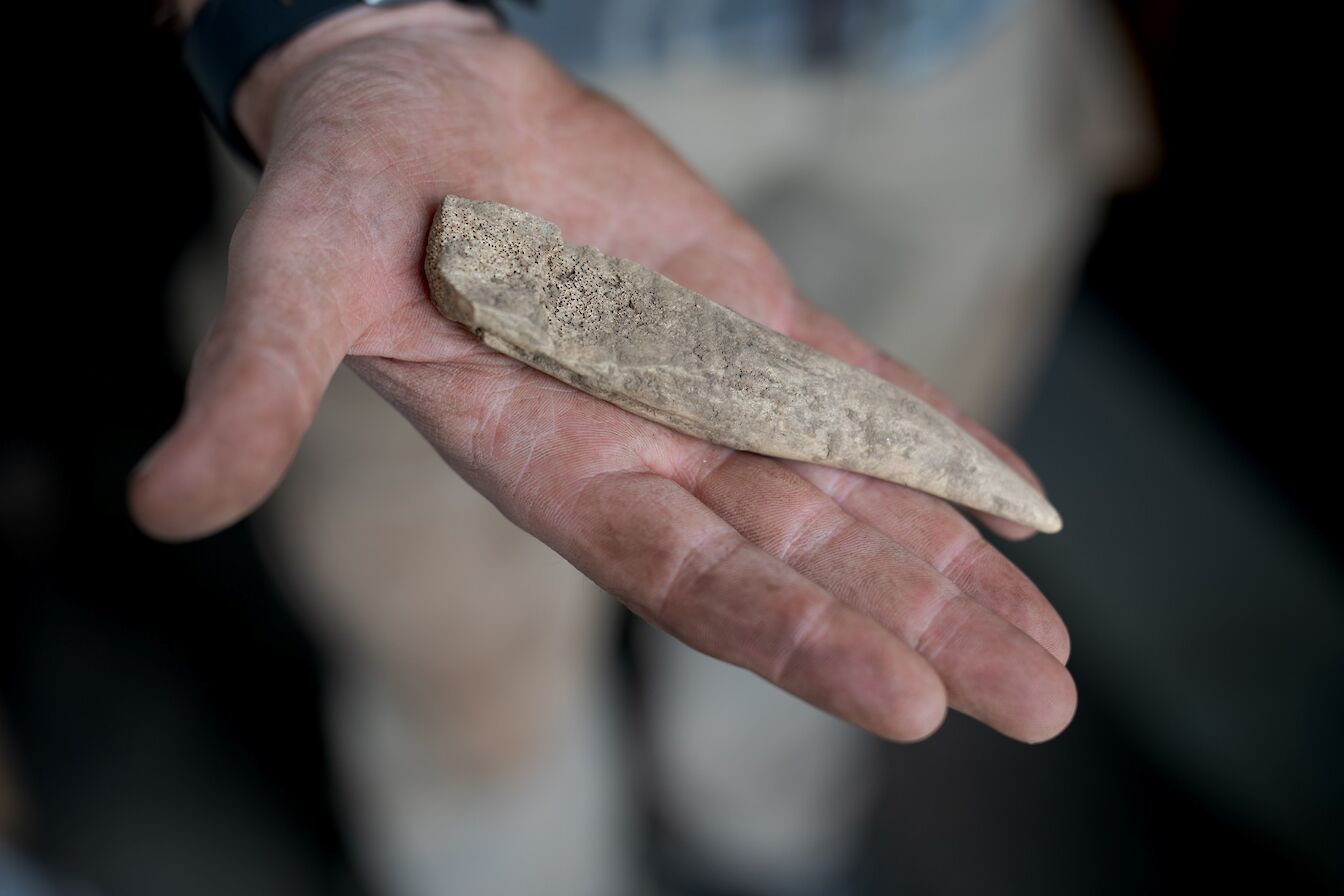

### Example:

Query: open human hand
xmin=132 ymin=2 xmax=1075 ymax=743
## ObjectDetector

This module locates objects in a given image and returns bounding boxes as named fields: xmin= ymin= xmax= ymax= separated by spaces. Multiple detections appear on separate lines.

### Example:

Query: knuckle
xmin=649 ymin=530 xmax=742 ymax=630
xmin=937 ymin=533 xmax=989 ymax=580
xmin=914 ymin=596 xmax=977 ymax=662
xmin=772 ymin=600 xmax=834 ymax=685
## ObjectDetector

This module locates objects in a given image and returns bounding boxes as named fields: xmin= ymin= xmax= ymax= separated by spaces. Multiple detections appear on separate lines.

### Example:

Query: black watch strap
xmin=182 ymin=0 xmax=502 ymax=169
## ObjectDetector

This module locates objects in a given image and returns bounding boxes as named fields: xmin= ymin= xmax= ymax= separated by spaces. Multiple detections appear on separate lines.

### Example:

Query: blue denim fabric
xmin=504 ymin=0 xmax=1023 ymax=80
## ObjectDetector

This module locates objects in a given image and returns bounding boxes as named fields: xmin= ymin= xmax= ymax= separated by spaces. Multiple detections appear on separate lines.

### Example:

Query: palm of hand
xmin=132 ymin=20 xmax=1075 ymax=743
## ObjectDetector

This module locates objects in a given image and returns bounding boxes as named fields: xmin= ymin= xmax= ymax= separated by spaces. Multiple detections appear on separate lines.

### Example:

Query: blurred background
xmin=4 ymin=0 xmax=1340 ymax=894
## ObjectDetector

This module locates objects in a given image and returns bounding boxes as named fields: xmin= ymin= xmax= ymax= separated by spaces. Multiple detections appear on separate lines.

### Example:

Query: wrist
xmin=227 ymin=2 xmax=498 ymax=163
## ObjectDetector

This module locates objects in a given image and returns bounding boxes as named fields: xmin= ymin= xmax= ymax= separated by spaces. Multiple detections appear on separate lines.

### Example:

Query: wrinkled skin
xmin=132 ymin=5 xmax=1076 ymax=743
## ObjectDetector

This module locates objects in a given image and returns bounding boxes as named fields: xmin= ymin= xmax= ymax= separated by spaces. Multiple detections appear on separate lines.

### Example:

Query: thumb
xmin=129 ymin=205 xmax=353 ymax=541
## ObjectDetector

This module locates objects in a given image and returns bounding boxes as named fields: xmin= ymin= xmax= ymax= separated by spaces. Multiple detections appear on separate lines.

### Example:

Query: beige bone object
xmin=425 ymin=196 xmax=1061 ymax=534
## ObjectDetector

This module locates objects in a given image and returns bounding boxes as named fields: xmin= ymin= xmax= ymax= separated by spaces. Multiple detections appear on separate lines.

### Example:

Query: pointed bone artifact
xmin=425 ymin=196 xmax=1061 ymax=533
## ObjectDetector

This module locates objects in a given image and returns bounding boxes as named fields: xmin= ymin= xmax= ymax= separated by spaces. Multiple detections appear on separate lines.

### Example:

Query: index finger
xmin=557 ymin=469 xmax=951 ymax=743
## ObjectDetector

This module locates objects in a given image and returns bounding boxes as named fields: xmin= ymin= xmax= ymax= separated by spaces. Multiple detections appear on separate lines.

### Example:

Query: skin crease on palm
xmin=132 ymin=3 xmax=1076 ymax=744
